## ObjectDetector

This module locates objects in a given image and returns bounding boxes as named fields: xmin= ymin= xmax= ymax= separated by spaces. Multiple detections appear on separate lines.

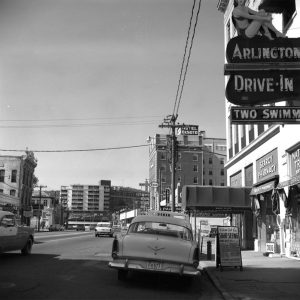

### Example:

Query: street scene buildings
xmin=218 ymin=0 xmax=300 ymax=258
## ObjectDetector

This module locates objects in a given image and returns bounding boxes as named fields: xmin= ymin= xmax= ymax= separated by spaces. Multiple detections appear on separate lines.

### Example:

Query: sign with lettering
xmin=290 ymin=146 xmax=300 ymax=176
xmin=216 ymin=226 xmax=242 ymax=270
xmin=226 ymin=36 xmax=300 ymax=64
xmin=178 ymin=125 xmax=199 ymax=135
xmin=256 ymin=149 xmax=278 ymax=183
xmin=231 ymin=106 xmax=300 ymax=124
xmin=226 ymin=70 xmax=300 ymax=105
xmin=225 ymin=36 xmax=300 ymax=106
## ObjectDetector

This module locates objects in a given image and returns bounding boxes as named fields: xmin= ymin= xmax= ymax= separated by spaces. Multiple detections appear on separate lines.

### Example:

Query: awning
xmin=259 ymin=0 xmax=292 ymax=13
xmin=277 ymin=175 xmax=300 ymax=189
xmin=250 ymin=180 xmax=276 ymax=196
xmin=182 ymin=186 xmax=252 ymax=213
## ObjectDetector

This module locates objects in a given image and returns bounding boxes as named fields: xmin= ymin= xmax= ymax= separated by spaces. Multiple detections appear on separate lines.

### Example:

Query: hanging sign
xmin=225 ymin=36 xmax=300 ymax=106
xmin=226 ymin=70 xmax=300 ymax=105
xmin=231 ymin=106 xmax=300 ymax=124
xmin=226 ymin=36 xmax=300 ymax=64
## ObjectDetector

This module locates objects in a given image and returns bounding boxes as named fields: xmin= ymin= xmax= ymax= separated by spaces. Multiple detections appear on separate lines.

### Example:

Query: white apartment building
xmin=218 ymin=0 xmax=300 ymax=257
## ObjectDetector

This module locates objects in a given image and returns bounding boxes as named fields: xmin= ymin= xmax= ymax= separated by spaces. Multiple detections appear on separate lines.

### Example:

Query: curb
xmin=201 ymin=267 xmax=235 ymax=300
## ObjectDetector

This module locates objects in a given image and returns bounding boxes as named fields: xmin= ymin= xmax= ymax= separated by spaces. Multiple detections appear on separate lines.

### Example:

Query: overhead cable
xmin=173 ymin=0 xmax=202 ymax=116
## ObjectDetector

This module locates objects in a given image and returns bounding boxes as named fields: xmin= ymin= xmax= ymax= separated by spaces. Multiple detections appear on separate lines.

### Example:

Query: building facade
xmin=218 ymin=0 xmax=300 ymax=257
xmin=60 ymin=180 xmax=149 ymax=222
xmin=148 ymin=133 xmax=227 ymax=211
xmin=0 ymin=151 xmax=37 ymax=224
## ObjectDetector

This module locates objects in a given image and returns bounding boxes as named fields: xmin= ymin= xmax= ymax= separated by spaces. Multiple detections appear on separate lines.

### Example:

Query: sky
xmin=0 ymin=0 xmax=225 ymax=191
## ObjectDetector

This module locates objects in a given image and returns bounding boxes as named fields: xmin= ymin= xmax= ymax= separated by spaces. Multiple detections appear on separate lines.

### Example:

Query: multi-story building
xmin=218 ymin=0 xmax=300 ymax=257
xmin=148 ymin=132 xmax=226 ymax=210
xmin=0 ymin=151 xmax=37 ymax=224
xmin=202 ymin=135 xmax=227 ymax=186
xmin=60 ymin=180 xmax=149 ymax=221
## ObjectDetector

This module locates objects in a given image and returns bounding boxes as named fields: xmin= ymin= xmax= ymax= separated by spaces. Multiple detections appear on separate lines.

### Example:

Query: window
xmin=0 ymin=189 xmax=3 ymax=193
xmin=10 ymin=189 xmax=16 ymax=196
xmin=193 ymin=165 xmax=198 ymax=172
xmin=220 ymin=158 xmax=225 ymax=165
xmin=192 ymin=154 xmax=198 ymax=161
xmin=193 ymin=177 xmax=198 ymax=184
xmin=209 ymin=179 xmax=213 ymax=185
xmin=209 ymin=157 xmax=212 ymax=164
xmin=160 ymin=165 xmax=166 ymax=172
xmin=11 ymin=170 xmax=17 ymax=183
xmin=209 ymin=170 xmax=213 ymax=175
xmin=0 ymin=170 xmax=5 ymax=182
xmin=221 ymin=169 xmax=225 ymax=176
xmin=161 ymin=152 xmax=166 ymax=160
xmin=44 ymin=199 xmax=48 ymax=206
xmin=161 ymin=177 xmax=166 ymax=183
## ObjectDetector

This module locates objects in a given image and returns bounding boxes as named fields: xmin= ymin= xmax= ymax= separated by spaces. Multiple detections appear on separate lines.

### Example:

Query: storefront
xmin=277 ymin=142 xmax=300 ymax=258
xmin=249 ymin=148 xmax=281 ymax=253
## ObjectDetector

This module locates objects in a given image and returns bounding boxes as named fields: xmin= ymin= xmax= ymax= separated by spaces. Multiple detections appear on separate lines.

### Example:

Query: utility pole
xmin=159 ymin=114 xmax=182 ymax=212
xmin=37 ymin=185 xmax=47 ymax=232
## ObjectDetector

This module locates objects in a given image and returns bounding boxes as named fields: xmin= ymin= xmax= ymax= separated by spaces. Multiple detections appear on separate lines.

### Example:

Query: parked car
xmin=0 ymin=211 xmax=34 ymax=255
xmin=49 ymin=224 xmax=65 ymax=231
xmin=108 ymin=210 xmax=200 ymax=280
xmin=76 ymin=224 xmax=86 ymax=231
xmin=95 ymin=222 xmax=113 ymax=237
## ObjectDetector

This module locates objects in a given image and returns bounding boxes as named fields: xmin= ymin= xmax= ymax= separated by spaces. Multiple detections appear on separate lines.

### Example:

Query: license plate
xmin=146 ymin=262 xmax=162 ymax=270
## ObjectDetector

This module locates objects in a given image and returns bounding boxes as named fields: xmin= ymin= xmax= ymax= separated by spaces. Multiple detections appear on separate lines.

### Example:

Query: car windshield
xmin=98 ymin=224 xmax=110 ymax=227
xmin=128 ymin=221 xmax=192 ymax=241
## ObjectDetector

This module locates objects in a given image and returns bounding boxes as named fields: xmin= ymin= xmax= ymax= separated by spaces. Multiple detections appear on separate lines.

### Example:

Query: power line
xmin=0 ymin=120 xmax=158 ymax=129
xmin=174 ymin=0 xmax=202 ymax=116
xmin=173 ymin=0 xmax=197 ymax=116
xmin=0 ymin=144 xmax=148 ymax=153
xmin=0 ymin=115 xmax=163 ymax=122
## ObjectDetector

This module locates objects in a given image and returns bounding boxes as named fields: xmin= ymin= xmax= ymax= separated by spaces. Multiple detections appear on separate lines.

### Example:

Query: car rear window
xmin=128 ymin=221 xmax=192 ymax=241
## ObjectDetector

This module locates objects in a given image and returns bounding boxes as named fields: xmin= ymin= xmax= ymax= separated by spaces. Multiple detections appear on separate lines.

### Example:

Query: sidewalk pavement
xmin=199 ymin=251 xmax=300 ymax=300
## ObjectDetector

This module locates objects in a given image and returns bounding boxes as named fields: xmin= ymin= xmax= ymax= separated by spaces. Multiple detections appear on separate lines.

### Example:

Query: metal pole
xmin=171 ymin=117 xmax=176 ymax=212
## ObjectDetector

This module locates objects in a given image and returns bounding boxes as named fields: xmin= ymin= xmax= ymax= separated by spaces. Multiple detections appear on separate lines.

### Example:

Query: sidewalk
xmin=199 ymin=251 xmax=300 ymax=300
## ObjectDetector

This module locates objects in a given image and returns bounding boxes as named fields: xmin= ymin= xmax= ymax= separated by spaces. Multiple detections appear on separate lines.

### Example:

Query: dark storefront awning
xmin=182 ymin=186 xmax=252 ymax=213
xmin=250 ymin=180 xmax=276 ymax=196
xmin=259 ymin=0 xmax=290 ymax=13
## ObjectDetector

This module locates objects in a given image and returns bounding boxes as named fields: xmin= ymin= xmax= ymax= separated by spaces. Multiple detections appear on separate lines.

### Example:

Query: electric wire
xmin=175 ymin=0 xmax=202 ymax=117
xmin=0 ymin=144 xmax=149 ymax=153
xmin=172 ymin=0 xmax=197 ymax=117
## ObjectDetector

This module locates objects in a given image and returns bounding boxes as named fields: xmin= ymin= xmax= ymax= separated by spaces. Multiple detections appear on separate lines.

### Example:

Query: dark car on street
xmin=76 ymin=224 xmax=85 ymax=231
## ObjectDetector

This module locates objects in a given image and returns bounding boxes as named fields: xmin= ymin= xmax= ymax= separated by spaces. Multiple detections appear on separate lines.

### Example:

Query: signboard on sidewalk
xmin=216 ymin=226 xmax=243 ymax=271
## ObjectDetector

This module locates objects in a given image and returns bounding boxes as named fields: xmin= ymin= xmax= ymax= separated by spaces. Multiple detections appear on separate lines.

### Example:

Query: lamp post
xmin=37 ymin=185 xmax=47 ymax=232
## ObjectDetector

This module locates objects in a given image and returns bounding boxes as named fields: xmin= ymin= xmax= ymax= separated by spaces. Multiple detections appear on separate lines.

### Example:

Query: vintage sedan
xmin=0 ymin=211 xmax=34 ymax=255
xmin=108 ymin=211 xmax=200 ymax=280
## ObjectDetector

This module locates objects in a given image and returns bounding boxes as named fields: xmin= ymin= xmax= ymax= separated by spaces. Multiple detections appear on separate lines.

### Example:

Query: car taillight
xmin=112 ymin=236 xmax=119 ymax=259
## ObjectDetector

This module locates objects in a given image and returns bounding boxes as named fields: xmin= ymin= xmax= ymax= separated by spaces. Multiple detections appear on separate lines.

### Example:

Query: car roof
xmin=0 ymin=211 xmax=14 ymax=218
xmin=131 ymin=214 xmax=191 ymax=229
